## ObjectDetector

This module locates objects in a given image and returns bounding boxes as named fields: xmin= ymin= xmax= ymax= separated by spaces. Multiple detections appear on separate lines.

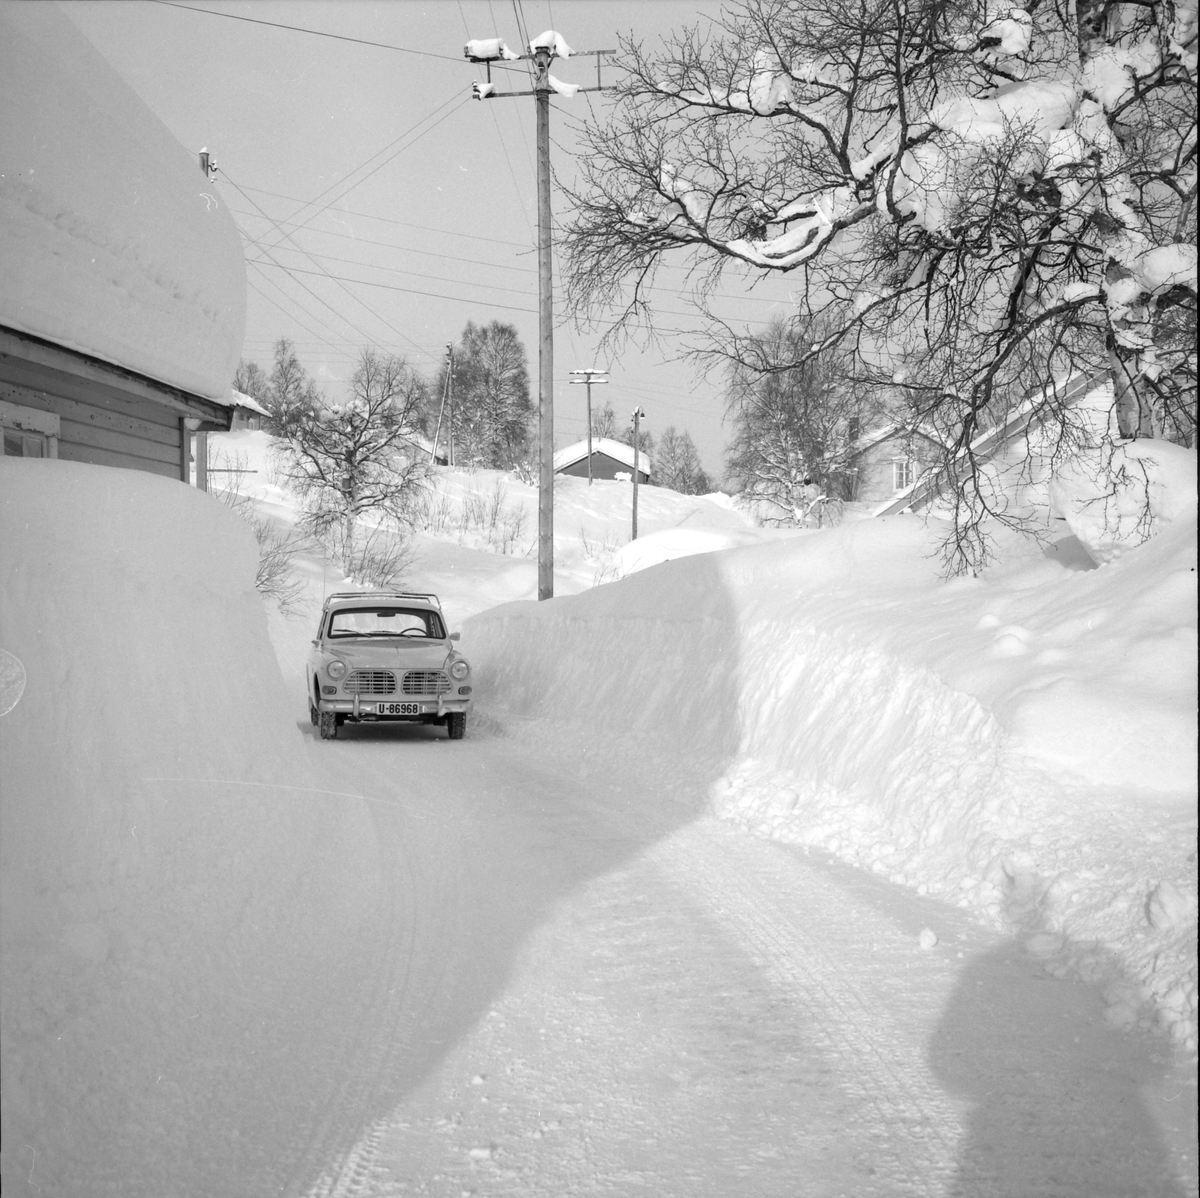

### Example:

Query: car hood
xmin=320 ymin=641 xmax=455 ymax=670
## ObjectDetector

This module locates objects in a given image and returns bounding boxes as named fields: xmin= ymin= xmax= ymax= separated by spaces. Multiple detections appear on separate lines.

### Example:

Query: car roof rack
xmin=324 ymin=590 xmax=442 ymax=606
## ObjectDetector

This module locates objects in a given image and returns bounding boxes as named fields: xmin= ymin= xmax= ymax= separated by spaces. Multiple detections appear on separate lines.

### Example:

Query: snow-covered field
xmin=1 ymin=434 xmax=1195 ymax=1194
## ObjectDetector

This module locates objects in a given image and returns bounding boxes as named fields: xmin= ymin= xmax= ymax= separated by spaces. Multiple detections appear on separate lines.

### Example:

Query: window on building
xmin=4 ymin=429 xmax=47 ymax=457
xmin=1 ymin=399 xmax=59 ymax=458
xmin=892 ymin=458 xmax=914 ymax=492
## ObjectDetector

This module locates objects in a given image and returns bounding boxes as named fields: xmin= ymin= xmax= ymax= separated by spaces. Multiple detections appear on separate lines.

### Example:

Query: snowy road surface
xmin=266 ymin=721 xmax=1194 ymax=1198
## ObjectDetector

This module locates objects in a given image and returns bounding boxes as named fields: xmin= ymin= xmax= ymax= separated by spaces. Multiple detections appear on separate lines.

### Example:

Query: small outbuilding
xmin=0 ymin=5 xmax=245 ymax=482
xmin=553 ymin=437 xmax=652 ymax=484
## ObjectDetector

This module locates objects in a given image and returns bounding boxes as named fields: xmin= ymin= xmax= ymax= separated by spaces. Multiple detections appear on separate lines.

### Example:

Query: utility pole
xmin=464 ymin=32 xmax=612 ymax=599
xmin=630 ymin=406 xmax=646 ymax=540
xmin=430 ymin=342 xmax=452 ymax=465
xmin=534 ymin=43 xmax=554 ymax=599
xmin=446 ymin=341 xmax=455 ymax=468
xmin=568 ymin=368 xmax=608 ymax=484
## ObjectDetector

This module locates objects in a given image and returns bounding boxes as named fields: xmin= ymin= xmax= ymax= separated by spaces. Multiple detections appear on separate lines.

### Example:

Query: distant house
xmin=873 ymin=373 xmax=1110 ymax=525
xmin=554 ymin=437 xmax=652 ymax=484
xmin=229 ymin=390 xmax=271 ymax=432
xmin=843 ymin=424 xmax=946 ymax=505
xmin=0 ymin=5 xmax=245 ymax=483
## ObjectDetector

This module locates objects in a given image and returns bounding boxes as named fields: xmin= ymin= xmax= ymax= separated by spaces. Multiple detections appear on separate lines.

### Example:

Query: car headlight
xmin=326 ymin=660 xmax=347 ymax=681
xmin=449 ymin=659 xmax=470 ymax=681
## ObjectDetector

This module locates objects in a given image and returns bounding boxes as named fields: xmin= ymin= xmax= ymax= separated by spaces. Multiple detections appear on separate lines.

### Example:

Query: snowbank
xmin=0 ymin=5 xmax=245 ymax=400
xmin=1051 ymin=440 xmax=1198 ymax=564
xmin=0 ymin=459 xmax=380 ymax=1193
xmin=468 ymin=514 xmax=1198 ymax=1050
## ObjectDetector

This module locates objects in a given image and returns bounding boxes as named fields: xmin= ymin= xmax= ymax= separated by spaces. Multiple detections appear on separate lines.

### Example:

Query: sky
xmin=58 ymin=0 xmax=804 ymax=476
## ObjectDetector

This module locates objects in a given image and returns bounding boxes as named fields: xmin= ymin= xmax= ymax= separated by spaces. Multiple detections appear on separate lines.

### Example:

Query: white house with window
xmin=842 ymin=424 xmax=943 ymax=504
xmin=873 ymin=374 xmax=1114 ymax=525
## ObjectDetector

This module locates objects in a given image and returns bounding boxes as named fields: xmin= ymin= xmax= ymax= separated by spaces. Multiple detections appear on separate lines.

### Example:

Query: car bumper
xmin=318 ymin=695 xmax=470 ymax=718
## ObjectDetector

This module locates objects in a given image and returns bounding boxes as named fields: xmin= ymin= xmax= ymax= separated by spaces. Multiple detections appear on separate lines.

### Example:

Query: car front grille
xmin=402 ymin=670 xmax=450 ymax=695
xmin=344 ymin=670 xmax=396 ymax=695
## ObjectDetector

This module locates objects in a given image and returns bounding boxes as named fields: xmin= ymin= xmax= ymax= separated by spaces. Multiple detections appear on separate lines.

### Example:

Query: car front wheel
xmin=445 ymin=712 xmax=466 ymax=740
xmin=319 ymin=710 xmax=338 ymax=740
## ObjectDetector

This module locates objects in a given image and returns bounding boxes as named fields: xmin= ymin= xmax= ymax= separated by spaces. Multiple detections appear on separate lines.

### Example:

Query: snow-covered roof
xmin=849 ymin=422 xmax=949 ymax=457
xmin=872 ymin=372 xmax=1110 ymax=516
xmin=231 ymin=390 xmax=270 ymax=418
xmin=0 ymin=5 xmax=246 ymax=402
xmin=553 ymin=437 xmax=653 ymax=475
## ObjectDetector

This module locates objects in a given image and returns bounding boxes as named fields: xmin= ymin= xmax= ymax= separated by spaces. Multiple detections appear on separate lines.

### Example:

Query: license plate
xmin=378 ymin=702 xmax=421 ymax=716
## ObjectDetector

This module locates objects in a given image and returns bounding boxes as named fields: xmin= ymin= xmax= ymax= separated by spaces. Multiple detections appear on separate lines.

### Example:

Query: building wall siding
xmin=0 ymin=372 xmax=183 ymax=479
xmin=0 ymin=328 xmax=230 ymax=481
xmin=558 ymin=453 xmax=650 ymax=483
xmin=852 ymin=434 xmax=944 ymax=504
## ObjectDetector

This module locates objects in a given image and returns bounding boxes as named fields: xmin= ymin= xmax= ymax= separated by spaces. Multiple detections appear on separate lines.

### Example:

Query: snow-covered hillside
xmin=0 ymin=434 xmax=1194 ymax=1192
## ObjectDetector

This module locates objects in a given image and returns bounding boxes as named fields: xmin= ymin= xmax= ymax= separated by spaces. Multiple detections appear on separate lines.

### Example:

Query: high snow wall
xmin=0 ymin=459 xmax=379 ymax=1194
xmin=468 ymin=514 xmax=1198 ymax=1051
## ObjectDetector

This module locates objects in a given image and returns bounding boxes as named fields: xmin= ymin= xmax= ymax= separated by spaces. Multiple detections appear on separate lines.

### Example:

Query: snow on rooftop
xmin=554 ymin=437 xmax=653 ymax=475
xmin=231 ymin=389 xmax=270 ymax=418
xmin=0 ymin=5 xmax=246 ymax=401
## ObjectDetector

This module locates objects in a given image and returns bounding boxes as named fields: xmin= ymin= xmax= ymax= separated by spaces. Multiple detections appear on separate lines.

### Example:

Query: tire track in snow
xmin=647 ymin=818 xmax=967 ymax=1197
xmin=284 ymin=758 xmax=469 ymax=1198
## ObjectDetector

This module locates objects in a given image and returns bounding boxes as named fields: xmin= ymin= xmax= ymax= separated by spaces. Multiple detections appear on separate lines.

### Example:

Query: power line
xmin=150 ymin=0 xmax=520 ymax=68
xmin=246 ymin=250 xmax=536 ymax=300
xmin=227 ymin=208 xmax=534 ymax=274
xmin=230 ymin=183 xmax=532 ymax=248
xmin=246 ymin=259 xmax=541 ymax=316
xmin=229 ymin=176 xmax=432 ymax=359
xmin=253 ymin=92 xmax=469 ymax=256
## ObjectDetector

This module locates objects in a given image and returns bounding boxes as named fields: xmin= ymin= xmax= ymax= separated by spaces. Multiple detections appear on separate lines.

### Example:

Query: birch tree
xmin=271 ymin=348 xmax=428 ymax=571
xmin=565 ymin=0 xmax=1197 ymax=567
xmin=725 ymin=317 xmax=879 ymax=516
xmin=441 ymin=321 xmax=534 ymax=469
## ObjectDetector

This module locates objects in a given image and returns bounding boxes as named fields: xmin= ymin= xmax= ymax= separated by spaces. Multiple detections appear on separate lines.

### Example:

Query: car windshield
xmin=327 ymin=607 xmax=445 ymax=639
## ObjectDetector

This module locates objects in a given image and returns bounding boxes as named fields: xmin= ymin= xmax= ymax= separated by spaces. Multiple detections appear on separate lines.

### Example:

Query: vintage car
xmin=306 ymin=591 xmax=471 ymax=740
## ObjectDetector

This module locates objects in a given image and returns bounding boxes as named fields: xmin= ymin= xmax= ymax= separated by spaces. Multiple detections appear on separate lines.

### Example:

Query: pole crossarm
xmin=471 ymin=86 xmax=608 ymax=99
xmin=466 ymin=46 xmax=615 ymax=101
xmin=570 ymin=369 xmax=608 ymax=486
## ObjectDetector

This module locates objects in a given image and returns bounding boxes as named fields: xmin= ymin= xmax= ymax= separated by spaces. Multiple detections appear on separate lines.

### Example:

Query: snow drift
xmin=0 ymin=459 xmax=381 ymax=1194
xmin=468 ymin=510 xmax=1198 ymax=1051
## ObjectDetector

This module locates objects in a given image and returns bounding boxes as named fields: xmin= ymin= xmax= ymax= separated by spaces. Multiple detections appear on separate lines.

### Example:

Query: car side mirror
xmin=450 ymin=631 xmax=461 ymax=642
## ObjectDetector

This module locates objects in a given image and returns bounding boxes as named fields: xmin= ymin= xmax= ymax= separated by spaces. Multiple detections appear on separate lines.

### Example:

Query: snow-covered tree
xmin=265 ymin=338 xmax=321 ymax=434
xmin=654 ymin=426 xmax=713 ymax=493
xmin=565 ymin=0 xmax=1197 ymax=566
xmin=271 ymin=348 xmax=428 ymax=570
xmin=725 ymin=317 xmax=879 ymax=517
xmin=233 ymin=358 xmax=270 ymax=406
xmin=591 ymin=400 xmax=619 ymax=440
xmin=440 ymin=321 xmax=533 ymax=469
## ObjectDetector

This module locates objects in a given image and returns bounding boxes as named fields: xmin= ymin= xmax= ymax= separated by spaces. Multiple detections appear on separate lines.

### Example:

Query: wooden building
xmin=553 ymin=437 xmax=652 ymax=484
xmin=0 ymin=4 xmax=244 ymax=483
xmin=1 ymin=328 xmax=232 ymax=480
